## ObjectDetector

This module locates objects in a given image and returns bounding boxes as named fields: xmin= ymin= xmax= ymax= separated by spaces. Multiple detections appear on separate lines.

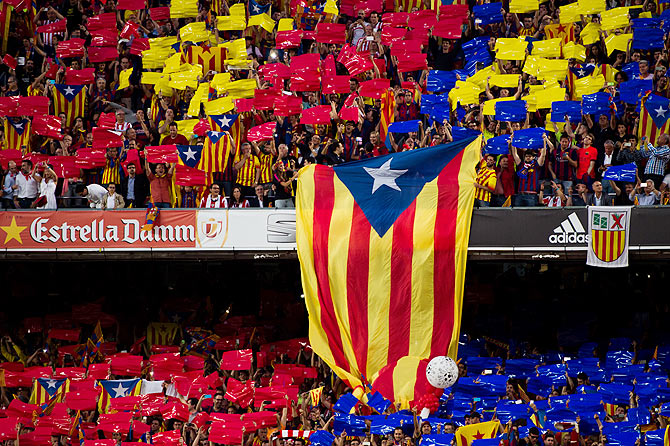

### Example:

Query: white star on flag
xmin=15 ymin=123 xmax=23 ymax=130
xmin=654 ymin=106 xmax=667 ymax=118
xmin=183 ymin=147 xmax=197 ymax=161
xmin=363 ymin=158 xmax=408 ymax=194
xmin=111 ymin=383 xmax=129 ymax=398
xmin=209 ymin=131 xmax=220 ymax=139
xmin=45 ymin=379 xmax=57 ymax=389
xmin=64 ymin=86 xmax=75 ymax=96
xmin=577 ymin=69 xmax=585 ymax=76
xmin=252 ymin=4 xmax=260 ymax=12
xmin=218 ymin=116 xmax=231 ymax=129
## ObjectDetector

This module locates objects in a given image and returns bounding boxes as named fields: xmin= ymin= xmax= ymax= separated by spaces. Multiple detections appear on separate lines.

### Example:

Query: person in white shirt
xmin=101 ymin=183 xmax=126 ymax=209
xmin=114 ymin=110 xmax=132 ymax=132
xmin=77 ymin=183 xmax=108 ymax=208
xmin=348 ymin=10 xmax=369 ymax=46
xmin=199 ymin=184 xmax=226 ymax=208
xmin=35 ymin=163 xmax=58 ymax=210
xmin=15 ymin=160 xmax=38 ymax=209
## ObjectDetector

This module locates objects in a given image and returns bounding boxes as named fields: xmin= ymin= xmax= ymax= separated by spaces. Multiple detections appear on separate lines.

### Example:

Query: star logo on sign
xmin=363 ymin=158 xmax=408 ymax=194
xmin=183 ymin=147 xmax=198 ymax=161
xmin=45 ymin=379 xmax=58 ymax=389
xmin=0 ymin=216 xmax=26 ymax=245
xmin=654 ymin=106 xmax=667 ymax=118
xmin=63 ymin=86 xmax=75 ymax=96
xmin=111 ymin=383 xmax=129 ymax=398
xmin=217 ymin=116 xmax=231 ymax=129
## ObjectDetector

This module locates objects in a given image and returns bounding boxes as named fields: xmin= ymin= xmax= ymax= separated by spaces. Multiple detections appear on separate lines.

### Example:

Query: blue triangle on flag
xmin=333 ymin=137 xmax=475 ymax=237
xmin=206 ymin=131 xmax=226 ymax=145
xmin=100 ymin=379 xmax=140 ymax=398
xmin=645 ymin=94 xmax=670 ymax=129
xmin=177 ymin=144 xmax=203 ymax=168
xmin=37 ymin=378 xmax=66 ymax=397
xmin=54 ymin=84 xmax=85 ymax=100
xmin=209 ymin=114 xmax=238 ymax=131
xmin=9 ymin=118 xmax=29 ymax=135
xmin=249 ymin=0 xmax=270 ymax=15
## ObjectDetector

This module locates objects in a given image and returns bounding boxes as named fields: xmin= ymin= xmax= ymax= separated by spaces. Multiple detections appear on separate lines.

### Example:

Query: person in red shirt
xmin=491 ymin=155 xmax=515 ymax=206
xmin=161 ymin=122 xmax=189 ymax=145
xmin=576 ymin=133 xmax=597 ymax=188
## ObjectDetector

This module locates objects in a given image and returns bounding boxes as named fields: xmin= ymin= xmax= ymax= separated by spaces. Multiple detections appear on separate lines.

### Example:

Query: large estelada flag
xmin=97 ymin=378 xmax=141 ymax=413
xmin=52 ymin=84 xmax=86 ymax=127
xmin=639 ymin=94 xmax=670 ymax=144
xmin=29 ymin=377 xmax=69 ymax=405
xmin=296 ymin=136 xmax=480 ymax=399
xmin=587 ymin=206 xmax=632 ymax=268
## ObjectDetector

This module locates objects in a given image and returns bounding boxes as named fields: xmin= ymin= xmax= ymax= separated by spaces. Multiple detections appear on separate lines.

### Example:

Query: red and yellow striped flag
xmin=379 ymin=90 xmax=395 ymax=143
xmin=52 ymin=84 xmax=86 ymax=127
xmin=29 ymin=378 xmax=69 ymax=405
xmin=455 ymin=421 xmax=500 ymax=446
xmin=4 ymin=118 xmax=31 ymax=152
xmin=296 ymin=136 xmax=480 ymax=402
xmin=639 ymin=94 xmax=670 ymax=145
xmin=0 ymin=2 xmax=12 ymax=55
xmin=544 ymin=23 xmax=575 ymax=45
xmin=185 ymin=45 xmax=227 ymax=73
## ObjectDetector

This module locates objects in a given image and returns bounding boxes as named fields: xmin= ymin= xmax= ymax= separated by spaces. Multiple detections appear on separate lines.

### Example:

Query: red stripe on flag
xmin=594 ymin=230 xmax=600 ymax=260
xmin=431 ymin=151 xmax=465 ymax=357
xmin=386 ymin=201 xmax=417 ymax=364
xmin=346 ymin=203 xmax=370 ymax=378
xmin=312 ymin=166 xmax=349 ymax=372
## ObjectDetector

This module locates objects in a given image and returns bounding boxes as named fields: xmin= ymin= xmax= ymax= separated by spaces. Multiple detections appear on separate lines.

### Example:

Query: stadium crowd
xmin=1 ymin=0 xmax=670 ymax=212
xmin=2 ymin=297 xmax=670 ymax=446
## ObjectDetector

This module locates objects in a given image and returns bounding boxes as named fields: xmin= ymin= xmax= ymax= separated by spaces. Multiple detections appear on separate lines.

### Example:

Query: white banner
xmin=586 ymin=206 xmax=632 ymax=268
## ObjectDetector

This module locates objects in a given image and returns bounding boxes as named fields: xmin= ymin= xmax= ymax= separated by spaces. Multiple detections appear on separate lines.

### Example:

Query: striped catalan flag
xmin=97 ymin=378 xmax=141 ymax=414
xmin=4 ymin=118 xmax=31 ymax=152
xmin=0 ymin=2 xmax=11 ymax=54
xmin=209 ymin=114 xmax=243 ymax=156
xmin=296 ymin=136 xmax=480 ymax=402
xmin=664 ymin=426 xmax=670 ymax=446
xmin=379 ymin=90 xmax=395 ymax=143
xmin=639 ymin=93 xmax=670 ymax=145
xmin=185 ymin=45 xmax=227 ymax=73
xmin=29 ymin=378 xmax=69 ymax=405
xmin=201 ymin=131 xmax=234 ymax=174
xmin=52 ymin=84 xmax=86 ymax=127
xmin=544 ymin=23 xmax=575 ymax=45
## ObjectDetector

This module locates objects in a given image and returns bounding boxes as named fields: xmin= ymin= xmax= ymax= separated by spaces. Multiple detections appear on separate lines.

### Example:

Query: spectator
xmin=120 ymin=163 xmax=148 ymax=208
xmin=250 ymin=185 xmax=271 ymax=208
xmin=145 ymin=161 xmax=174 ymax=208
xmin=34 ymin=163 xmax=57 ymax=210
xmin=200 ymin=184 xmax=226 ymax=208
xmin=161 ymin=123 xmax=189 ymax=145
xmin=548 ymin=135 xmax=578 ymax=192
xmin=639 ymin=134 xmax=670 ymax=190
xmin=77 ymin=183 xmax=108 ymax=208
xmin=630 ymin=179 xmax=661 ymax=206
xmin=227 ymin=186 xmax=250 ymax=208
xmin=234 ymin=142 xmax=261 ymax=197
xmin=100 ymin=183 xmax=125 ymax=209
xmin=15 ymin=160 xmax=38 ymax=209
xmin=474 ymin=154 xmax=497 ymax=207
xmin=584 ymin=180 xmax=612 ymax=206
xmin=2 ymin=161 xmax=18 ymax=209
xmin=510 ymin=136 xmax=547 ymax=207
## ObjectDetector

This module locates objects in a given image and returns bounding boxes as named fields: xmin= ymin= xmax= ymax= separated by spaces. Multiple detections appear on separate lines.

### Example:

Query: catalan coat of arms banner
xmin=587 ymin=206 xmax=632 ymax=268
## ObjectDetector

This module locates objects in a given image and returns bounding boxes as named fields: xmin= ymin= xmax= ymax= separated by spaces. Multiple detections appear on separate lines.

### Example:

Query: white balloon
xmin=425 ymin=356 xmax=458 ymax=389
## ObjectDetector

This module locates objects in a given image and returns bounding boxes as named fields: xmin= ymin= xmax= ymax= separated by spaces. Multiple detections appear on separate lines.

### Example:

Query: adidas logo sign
xmin=548 ymin=212 xmax=590 ymax=244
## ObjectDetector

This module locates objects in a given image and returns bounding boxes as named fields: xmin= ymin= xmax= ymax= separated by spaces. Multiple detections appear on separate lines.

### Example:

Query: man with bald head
xmin=640 ymin=133 xmax=670 ymax=190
